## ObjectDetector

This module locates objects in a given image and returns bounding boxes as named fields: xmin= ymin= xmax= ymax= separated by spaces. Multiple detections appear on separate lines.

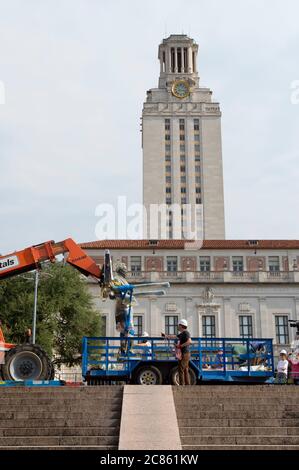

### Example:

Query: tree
xmin=0 ymin=262 xmax=103 ymax=366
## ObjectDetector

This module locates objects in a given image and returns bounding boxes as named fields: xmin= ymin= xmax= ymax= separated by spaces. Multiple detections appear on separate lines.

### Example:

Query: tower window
xmin=194 ymin=119 xmax=199 ymax=130
xmin=195 ymin=144 xmax=200 ymax=152
xmin=165 ymin=144 xmax=171 ymax=152
xmin=179 ymin=134 xmax=185 ymax=141
xmin=166 ymin=187 xmax=171 ymax=193
xmin=181 ymin=197 xmax=187 ymax=204
xmin=196 ymin=187 xmax=201 ymax=193
xmin=196 ymin=197 xmax=201 ymax=204
xmin=180 ymin=144 xmax=185 ymax=152
xmin=195 ymin=155 xmax=200 ymax=161
xmin=180 ymin=166 xmax=186 ymax=172
xmin=165 ymin=155 xmax=171 ymax=162
xmin=181 ymin=176 xmax=186 ymax=183
xmin=165 ymin=165 xmax=171 ymax=173
xmin=179 ymin=119 xmax=185 ymax=130
xmin=195 ymin=165 xmax=200 ymax=172
xmin=194 ymin=134 xmax=200 ymax=141
xmin=180 ymin=155 xmax=186 ymax=162
xmin=166 ymin=176 xmax=171 ymax=183
xmin=195 ymin=176 xmax=200 ymax=183
xmin=165 ymin=134 xmax=170 ymax=140
xmin=165 ymin=119 xmax=170 ymax=130
xmin=181 ymin=187 xmax=186 ymax=193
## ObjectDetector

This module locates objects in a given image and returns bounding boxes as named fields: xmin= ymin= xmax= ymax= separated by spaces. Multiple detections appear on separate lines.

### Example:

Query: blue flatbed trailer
xmin=82 ymin=336 xmax=275 ymax=385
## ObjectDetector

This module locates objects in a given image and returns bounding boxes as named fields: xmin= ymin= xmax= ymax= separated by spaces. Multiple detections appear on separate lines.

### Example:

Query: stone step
xmin=182 ymin=445 xmax=299 ymax=450
xmin=0 ymin=436 xmax=119 ymax=446
xmin=0 ymin=410 xmax=121 ymax=420
xmin=0 ymin=418 xmax=120 ymax=428
xmin=179 ymin=426 xmax=299 ymax=436
xmin=178 ymin=418 xmax=299 ymax=427
xmin=175 ymin=404 xmax=299 ymax=411
xmin=0 ymin=427 xmax=120 ymax=437
xmin=0 ymin=445 xmax=118 ymax=450
xmin=176 ymin=410 xmax=299 ymax=419
xmin=174 ymin=397 xmax=299 ymax=405
xmin=4 ymin=404 xmax=122 ymax=412
xmin=180 ymin=435 xmax=299 ymax=445
xmin=0 ymin=397 xmax=122 ymax=405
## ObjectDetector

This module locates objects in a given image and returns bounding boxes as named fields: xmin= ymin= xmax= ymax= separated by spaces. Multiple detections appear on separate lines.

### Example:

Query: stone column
xmin=181 ymin=47 xmax=184 ymax=73
xmin=188 ymin=47 xmax=193 ymax=73
xmin=174 ymin=48 xmax=178 ymax=73
xmin=168 ymin=48 xmax=172 ymax=73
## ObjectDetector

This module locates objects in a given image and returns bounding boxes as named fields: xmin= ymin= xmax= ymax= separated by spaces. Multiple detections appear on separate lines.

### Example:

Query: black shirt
xmin=177 ymin=330 xmax=191 ymax=354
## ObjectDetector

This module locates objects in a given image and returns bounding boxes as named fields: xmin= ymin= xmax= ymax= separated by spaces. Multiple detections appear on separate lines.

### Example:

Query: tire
xmin=170 ymin=365 xmax=197 ymax=385
xmin=2 ymin=343 xmax=53 ymax=381
xmin=133 ymin=365 xmax=163 ymax=385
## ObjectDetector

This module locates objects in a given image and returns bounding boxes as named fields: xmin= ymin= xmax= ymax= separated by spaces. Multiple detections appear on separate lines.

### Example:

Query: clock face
xmin=172 ymin=80 xmax=190 ymax=99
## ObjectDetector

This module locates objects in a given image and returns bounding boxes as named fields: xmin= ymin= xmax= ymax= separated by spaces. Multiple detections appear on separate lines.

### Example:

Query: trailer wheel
xmin=134 ymin=365 xmax=163 ymax=385
xmin=2 ymin=344 xmax=53 ymax=381
xmin=170 ymin=366 xmax=197 ymax=385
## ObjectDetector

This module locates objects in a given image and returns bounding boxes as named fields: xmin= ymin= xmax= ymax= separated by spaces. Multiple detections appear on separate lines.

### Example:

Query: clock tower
xmin=142 ymin=35 xmax=225 ymax=240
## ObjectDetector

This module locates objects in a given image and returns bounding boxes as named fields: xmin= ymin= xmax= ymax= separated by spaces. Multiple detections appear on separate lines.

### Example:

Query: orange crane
xmin=0 ymin=238 xmax=104 ymax=382
xmin=0 ymin=238 xmax=169 ymax=382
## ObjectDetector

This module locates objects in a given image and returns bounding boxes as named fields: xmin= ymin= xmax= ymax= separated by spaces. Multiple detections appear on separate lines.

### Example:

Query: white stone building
xmin=81 ymin=239 xmax=299 ymax=356
xmin=142 ymin=34 xmax=225 ymax=239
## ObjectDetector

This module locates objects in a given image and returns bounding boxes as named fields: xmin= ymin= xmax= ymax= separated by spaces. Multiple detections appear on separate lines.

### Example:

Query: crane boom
xmin=0 ymin=238 xmax=102 ymax=280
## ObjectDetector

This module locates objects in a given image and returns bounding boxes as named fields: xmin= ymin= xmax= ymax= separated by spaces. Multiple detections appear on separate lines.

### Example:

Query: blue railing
xmin=82 ymin=336 xmax=274 ymax=382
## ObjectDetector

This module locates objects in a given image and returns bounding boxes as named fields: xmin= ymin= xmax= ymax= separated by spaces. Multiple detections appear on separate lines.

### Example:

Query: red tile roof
xmin=80 ymin=239 xmax=299 ymax=250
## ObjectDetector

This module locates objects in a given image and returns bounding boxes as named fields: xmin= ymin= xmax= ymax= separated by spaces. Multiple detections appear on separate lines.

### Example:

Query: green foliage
xmin=0 ymin=263 xmax=102 ymax=365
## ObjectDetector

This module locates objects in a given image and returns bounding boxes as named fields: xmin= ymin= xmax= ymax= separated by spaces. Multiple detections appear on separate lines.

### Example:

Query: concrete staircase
xmin=173 ymin=385 xmax=299 ymax=450
xmin=0 ymin=386 xmax=123 ymax=450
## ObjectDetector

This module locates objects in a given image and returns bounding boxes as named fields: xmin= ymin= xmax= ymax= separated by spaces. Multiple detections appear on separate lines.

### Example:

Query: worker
xmin=162 ymin=319 xmax=192 ymax=385
xmin=137 ymin=331 xmax=151 ymax=348
xmin=275 ymin=349 xmax=289 ymax=384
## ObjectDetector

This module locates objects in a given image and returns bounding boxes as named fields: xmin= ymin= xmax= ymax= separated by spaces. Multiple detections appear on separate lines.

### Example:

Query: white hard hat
xmin=143 ymin=331 xmax=149 ymax=337
xmin=280 ymin=349 xmax=287 ymax=355
xmin=179 ymin=319 xmax=188 ymax=327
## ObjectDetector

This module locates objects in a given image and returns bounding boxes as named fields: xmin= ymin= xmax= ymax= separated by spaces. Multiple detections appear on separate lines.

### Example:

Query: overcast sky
xmin=0 ymin=0 xmax=298 ymax=254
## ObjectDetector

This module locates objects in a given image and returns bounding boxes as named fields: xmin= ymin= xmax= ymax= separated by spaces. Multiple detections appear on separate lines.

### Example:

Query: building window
xmin=165 ymin=119 xmax=170 ymax=130
xmin=131 ymin=256 xmax=141 ymax=273
xmin=239 ymin=316 xmax=253 ymax=338
xmin=165 ymin=316 xmax=178 ymax=335
xmin=194 ymin=134 xmax=200 ymax=141
xmin=202 ymin=315 xmax=216 ymax=337
xmin=165 ymin=134 xmax=170 ymax=141
xmin=232 ymin=256 xmax=244 ymax=272
xmin=181 ymin=176 xmax=186 ymax=183
xmin=199 ymin=256 xmax=210 ymax=272
xmin=180 ymin=165 xmax=186 ymax=172
xmin=166 ymin=176 xmax=171 ymax=183
xmin=134 ymin=315 xmax=143 ymax=337
xmin=167 ymin=256 xmax=177 ymax=272
xmin=165 ymin=144 xmax=171 ymax=152
xmin=166 ymin=187 xmax=171 ymax=193
xmin=194 ymin=119 xmax=199 ymax=130
xmin=165 ymin=155 xmax=171 ymax=162
xmin=166 ymin=197 xmax=172 ymax=205
xmin=181 ymin=187 xmax=186 ymax=193
xmin=180 ymin=155 xmax=186 ymax=162
xmin=195 ymin=176 xmax=201 ymax=183
xmin=181 ymin=197 xmax=187 ymax=204
xmin=165 ymin=165 xmax=171 ymax=173
xmin=269 ymin=256 xmax=280 ymax=272
xmin=195 ymin=155 xmax=200 ymax=161
xmin=195 ymin=144 xmax=200 ymax=152
xmin=196 ymin=197 xmax=201 ymax=204
xmin=196 ymin=187 xmax=201 ymax=193
xmin=179 ymin=119 xmax=185 ymax=130
xmin=180 ymin=144 xmax=185 ymax=152
xmin=195 ymin=165 xmax=200 ymax=172
xmin=179 ymin=134 xmax=185 ymax=141
xmin=275 ymin=316 xmax=289 ymax=344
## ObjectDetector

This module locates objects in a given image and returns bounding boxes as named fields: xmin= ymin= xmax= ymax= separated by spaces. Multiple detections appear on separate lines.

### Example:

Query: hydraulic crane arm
xmin=0 ymin=238 xmax=102 ymax=280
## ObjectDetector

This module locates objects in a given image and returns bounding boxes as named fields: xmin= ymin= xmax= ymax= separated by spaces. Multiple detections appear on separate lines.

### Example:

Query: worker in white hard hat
xmin=136 ymin=331 xmax=151 ymax=348
xmin=275 ymin=349 xmax=289 ymax=384
xmin=162 ymin=319 xmax=192 ymax=385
